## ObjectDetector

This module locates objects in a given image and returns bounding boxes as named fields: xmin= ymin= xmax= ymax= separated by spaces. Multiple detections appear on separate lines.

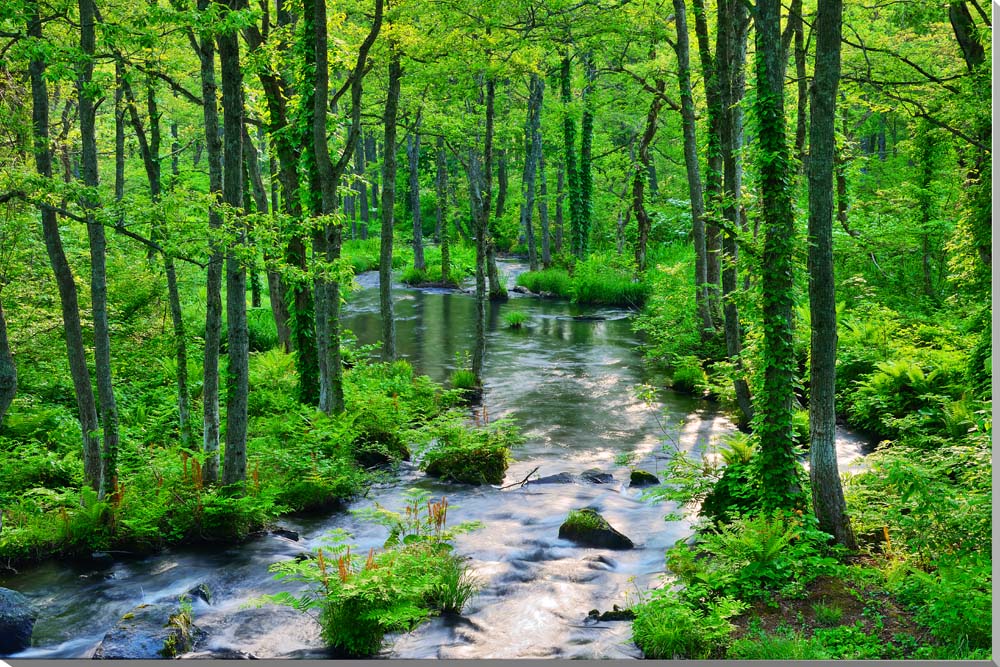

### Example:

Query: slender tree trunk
xmin=560 ymin=56 xmax=583 ymax=258
xmin=673 ymin=0 xmax=712 ymax=335
xmin=114 ymin=62 xmax=125 ymax=224
xmin=632 ymin=75 xmax=663 ymax=274
xmin=356 ymin=131 xmax=369 ymax=240
xmin=521 ymin=73 xmax=543 ymax=271
xmin=218 ymin=0 xmax=248 ymax=486
xmin=468 ymin=148 xmax=488 ymax=387
xmin=538 ymin=145 xmax=551 ymax=268
xmin=483 ymin=78 xmax=503 ymax=300
xmin=790 ymin=0 xmax=808 ymax=165
xmin=718 ymin=0 xmax=753 ymax=424
xmin=380 ymin=51 xmax=401 ymax=360
xmin=366 ymin=133 xmax=379 ymax=208
xmin=0 ymin=298 xmax=15 ymax=428
xmin=692 ymin=0 xmax=723 ymax=325
xmin=495 ymin=148 xmax=508 ymax=220
xmin=755 ymin=0 xmax=802 ymax=510
xmin=79 ymin=0 xmax=120 ymax=500
xmin=808 ymin=0 xmax=855 ymax=548
xmin=407 ymin=131 xmax=425 ymax=271
xmin=579 ymin=51 xmax=595 ymax=257
xmin=435 ymin=135 xmax=451 ymax=284
xmin=555 ymin=163 xmax=565 ymax=254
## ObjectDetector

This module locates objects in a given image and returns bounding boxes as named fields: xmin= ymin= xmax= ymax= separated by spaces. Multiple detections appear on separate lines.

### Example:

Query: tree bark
xmin=435 ymin=135 xmax=451 ymax=284
xmin=218 ymin=0 xmax=248 ymax=486
xmin=755 ymin=0 xmax=802 ymax=510
xmin=579 ymin=51 xmax=595 ymax=256
xmin=380 ymin=51 xmax=401 ymax=361
xmin=0 ymin=298 xmax=15 ymax=428
xmin=521 ymin=73 xmax=543 ymax=271
xmin=808 ymin=0 xmax=856 ymax=548
xmin=483 ymin=78 xmax=503 ymax=300
xmin=79 ymin=0 xmax=120 ymax=499
xmin=632 ymin=74 xmax=663 ymax=274
xmin=494 ymin=148 xmax=508 ymax=220
xmin=560 ymin=56 xmax=583 ymax=258
xmin=356 ymin=129 xmax=369 ymax=240
xmin=555 ymin=162 xmax=564 ymax=254
xmin=407 ymin=131 xmax=425 ymax=271
xmin=538 ymin=143 xmax=551 ymax=268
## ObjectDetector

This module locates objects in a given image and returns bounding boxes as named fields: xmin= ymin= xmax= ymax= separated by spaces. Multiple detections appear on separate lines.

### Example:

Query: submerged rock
xmin=184 ymin=583 xmax=213 ymax=605
xmin=558 ymin=509 xmax=634 ymax=550
xmin=511 ymin=285 xmax=533 ymax=295
xmin=529 ymin=472 xmax=575 ymax=485
xmin=581 ymin=468 xmax=614 ymax=484
xmin=0 ymin=587 xmax=37 ymax=655
xmin=271 ymin=528 xmax=300 ymax=542
xmin=629 ymin=469 xmax=659 ymax=487
xmin=587 ymin=605 xmax=636 ymax=621
xmin=93 ymin=602 xmax=204 ymax=659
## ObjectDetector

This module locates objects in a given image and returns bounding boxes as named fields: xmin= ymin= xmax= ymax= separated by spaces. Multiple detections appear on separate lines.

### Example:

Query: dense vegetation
xmin=0 ymin=0 xmax=990 ymax=659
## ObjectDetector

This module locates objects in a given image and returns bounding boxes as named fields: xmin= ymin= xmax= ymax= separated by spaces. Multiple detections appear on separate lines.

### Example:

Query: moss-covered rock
xmin=629 ymin=469 xmax=660 ymax=487
xmin=558 ymin=509 xmax=634 ymax=550
xmin=93 ymin=602 xmax=204 ymax=659
xmin=0 ymin=588 xmax=36 ymax=655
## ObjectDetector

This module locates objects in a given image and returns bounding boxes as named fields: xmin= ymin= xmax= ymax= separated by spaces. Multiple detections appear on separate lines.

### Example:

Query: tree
xmin=808 ymin=0 xmax=857 ymax=549
xmin=753 ymin=0 xmax=803 ymax=511
xmin=407 ymin=130 xmax=424 ymax=271
xmin=520 ymin=73 xmax=543 ymax=271
xmin=380 ymin=48 xmax=401 ymax=361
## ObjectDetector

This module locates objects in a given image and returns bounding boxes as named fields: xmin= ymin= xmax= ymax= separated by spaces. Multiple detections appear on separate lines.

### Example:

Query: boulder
xmin=558 ymin=509 xmax=634 ymax=550
xmin=93 ymin=602 xmax=204 ymax=659
xmin=271 ymin=528 xmax=300 ymax=542
xmin=511 ymin=285 xmax=533 ymax=295
xmin=0 ymin=587 xmax=37 ymax=655
xmin=529 ymin=472 xmax=575 ymax=485
xmin=581 ymin=468 xmax=614 ymax=484
xmin=184 ymin=583 xmax=213 ymax=605
xmin=629 ymin=469 xmax=659 ymax=487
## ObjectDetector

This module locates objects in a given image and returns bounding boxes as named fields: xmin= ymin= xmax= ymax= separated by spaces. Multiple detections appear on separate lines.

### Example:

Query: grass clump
xmin=516 ymin=268 xmax=572 ymax=296
xmin=419 ymin=417 xmax=522 ymax=485
xmin=262 ymin=490 xmax=481 ymax=657
xmin=632 ymin=589 xmax=745 ymax=659
xmin=669 ymin=355 xmax=708 ymax=394
xmin=503 ymin=310 xmax=527 ymax=329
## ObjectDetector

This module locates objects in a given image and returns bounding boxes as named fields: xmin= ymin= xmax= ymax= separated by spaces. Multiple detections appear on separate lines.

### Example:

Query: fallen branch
xmin=499 ymin=465 xmax=540 ymax=490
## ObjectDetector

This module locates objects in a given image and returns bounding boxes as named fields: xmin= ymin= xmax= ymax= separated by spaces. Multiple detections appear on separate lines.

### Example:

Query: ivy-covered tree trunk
xmin=555 ymin=162 xmax=564 ymax=254
xmin=218 ymin=0 xmax=248 ymax=486
xmin=560 ymin=56 xmax=583 ymax=258
xmin=808 ymin=0 xmax=856 ymax=548
xmin=754 ymin=0 xmax=803 ymax=511
xmin=521 ymin=73 xmax=543 ymax=272
xmin=672 ymin=0 xmax=712 ymax=334
xmin=494 ymin=148 xmax=507 ymax=221
xmin=79 ymin=0 xmax=120 ymax=499
xmin=407 ymin=131 xmax=425 ymax=271
xmin=579 ymin=51 xmax=595 ymax=257
xmin=380 ymin=51 xmax=401 ymax=361
xmin=356 ymin=131 xmax=369 ymax=240
xmin=483 ymin=78 xmax=503 ymax=301
xmin=468 ymin=147 xmax=488 ymax=387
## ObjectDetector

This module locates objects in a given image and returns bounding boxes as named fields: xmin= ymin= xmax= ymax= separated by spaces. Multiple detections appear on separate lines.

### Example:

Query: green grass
xmin=516 ymin=268 xmax=573 ymax=296
xmin=503 ymin=310 xmax=527 ymax=328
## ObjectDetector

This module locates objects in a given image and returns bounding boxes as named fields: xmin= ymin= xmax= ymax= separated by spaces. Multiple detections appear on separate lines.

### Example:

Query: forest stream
xmin=1 ymin=259 xmax=871 ymax=659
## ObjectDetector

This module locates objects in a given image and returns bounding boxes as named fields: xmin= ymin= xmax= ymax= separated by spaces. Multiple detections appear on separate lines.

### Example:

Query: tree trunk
xmin=0 ymin=298 xmax=15 ymax=428
xmin=407 ymin=132 xmax=425 ymax=271
xmin=380 ymin=51 xmax=401 ymax=361
xmin=717 ymin=0 xmax=753 ymax=424
xmin=356 ymin=130 xmax=369 ymax=240
xmin=435 ymin=135 xmax=451 ymax=284
xmin=579 ymin=51 xmax=595 ymax=257
xmin=538 ymin=144 xmax=551 ymax=268
xmin=560 ymin=56 xmax=583 ymax=258
xmin=790 ymin=0 xmax=808 ymax=165
xmin=632 ymin=75 xmax=663 ymax=274
xmin=79 ymin=0 xmax=120 ymax=500
xmin=218 ymin=0 xmax=248 ymax=486
xmin=114 ymin=62 xmax=125 ymax=224
xmin=366 ymin=133 xmax=379 ymax=208
xmin=521 ymin=73 xmax=543 ymax=272
xmin=808 ymin=0 xmax=856 ymax=548
xmin=483 ymin=78 xmax=503 ymax=300
xmin=755 ymin=0 xmax=802 ymax=510
xmin=555 ymin=163 xmax=564 ymax=254
xmin=692 ymin=0 xmax=723 ymax=325
xmin=673 ymin=0 xmax=713 ymax=335
xmin=494 ymin=148 xmax=508 ymax=220
xmin=468 ymin=148 xmax=488 ymax=387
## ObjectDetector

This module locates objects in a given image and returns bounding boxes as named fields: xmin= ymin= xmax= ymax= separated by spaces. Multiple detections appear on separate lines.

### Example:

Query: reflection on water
xmin=1 ymin=260 xmax=865 ymax=659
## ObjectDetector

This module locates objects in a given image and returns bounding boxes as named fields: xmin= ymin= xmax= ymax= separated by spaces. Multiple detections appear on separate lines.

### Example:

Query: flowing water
xmin=1 ymin=260 xmax=869 ymax=659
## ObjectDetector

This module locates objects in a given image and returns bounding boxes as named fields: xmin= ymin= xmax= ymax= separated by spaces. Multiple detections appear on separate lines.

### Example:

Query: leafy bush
xmin=420 ymin=417 xmax=522 ymax=485
xmin=247 ymin=307 xmax=279 ymax=352
xmin=632 ymin=589 xmax=745 ymax=659
xmin=670 ymin=355 xmax=708 ymax=394
xmin=262 ymin=491 xmax=480 ymax=656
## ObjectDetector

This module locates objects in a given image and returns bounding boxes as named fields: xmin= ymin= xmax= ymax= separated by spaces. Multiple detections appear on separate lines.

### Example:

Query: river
xmin=1 ymin=259 xmax=868 ymax=659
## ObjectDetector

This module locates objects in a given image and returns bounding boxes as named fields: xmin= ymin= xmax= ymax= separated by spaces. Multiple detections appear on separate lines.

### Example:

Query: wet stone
xmin=581 ymin=468 xmax=614 ymax=484
xmin=271 ymin=528 xmax=300 ymax=542
xmin=529 ymin=472 xmax=575 ymax=485
xmin=629 ymin=469 xmax=659 ymax=487
xmin=0 ymin=587 xmax=37 ymax=655
xmin=558 ymin=509 xmax=634 ymax=550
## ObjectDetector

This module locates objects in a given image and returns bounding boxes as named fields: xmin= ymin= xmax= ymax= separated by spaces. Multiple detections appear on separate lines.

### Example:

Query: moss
xmin=564 ymin=508 xmax=606 ymax=532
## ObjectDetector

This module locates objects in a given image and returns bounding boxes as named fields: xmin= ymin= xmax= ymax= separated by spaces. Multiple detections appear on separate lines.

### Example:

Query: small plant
xmin=503 ymin=310 xmax=527 ymax=329
xmin=812 ymin=601 xmax=845 ymax=627
xmin=632 ymin=589 xmax=745 ymax=659
xmin=669 ymin=355 xmax=708 ymax=394
xmin=420 ymin=417 xmax=522 ymax=485
xmin=449 ymin=369 xmax=477 ymax=391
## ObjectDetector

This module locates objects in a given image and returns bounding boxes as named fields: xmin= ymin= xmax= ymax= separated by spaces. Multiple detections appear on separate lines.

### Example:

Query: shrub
xmin=727 ymin=632 xmax=830 ymax=659
xmin=670 ymin=355 xmax=708 ymax=394
xmin=450 ymin=369 xmax=477 ymax=390
xmin=632 ymin=589 xmax=745 ymax=659
xmin=571 ymin=256 xmax=649 ymax=307
xmin=262 ymin=492 xmax=480 ymax=657
xmin=420 ymin=418 xmax=522 ymax=485
xmin=247 ymin=307 xmax=279 ymax=352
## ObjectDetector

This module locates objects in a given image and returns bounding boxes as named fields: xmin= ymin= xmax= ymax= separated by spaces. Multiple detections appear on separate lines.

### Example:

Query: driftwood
xmin=498 ymin=466 xmax=540 ymax=490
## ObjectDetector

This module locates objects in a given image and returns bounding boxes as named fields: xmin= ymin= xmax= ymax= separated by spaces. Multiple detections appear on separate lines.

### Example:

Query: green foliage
xmin=419 ymin=417 xmax=522 ymax=485
xmin=261 ymin=492 xmax=480 ymax=656
xmin=516 ymin=268 xmax=572 ymax=296
xmin=449 ymin=368 xmax=477 ymax=391
xmin=246 ymin=307 xmax=279 ymax=352
xmin=669 ymin=355 xmax=708 ymax=394
xmin=503 ymin=310 xmax=527 ymax=329
xmin=811 ymin=601 xmax=844 ymax=627
xmin=632 ymin=588 xmax=745 ymax=659
xmin=727 ymin=631 xmax=831 ymax=659
xmin=563 ymin=508 xmax=605 ymax=532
